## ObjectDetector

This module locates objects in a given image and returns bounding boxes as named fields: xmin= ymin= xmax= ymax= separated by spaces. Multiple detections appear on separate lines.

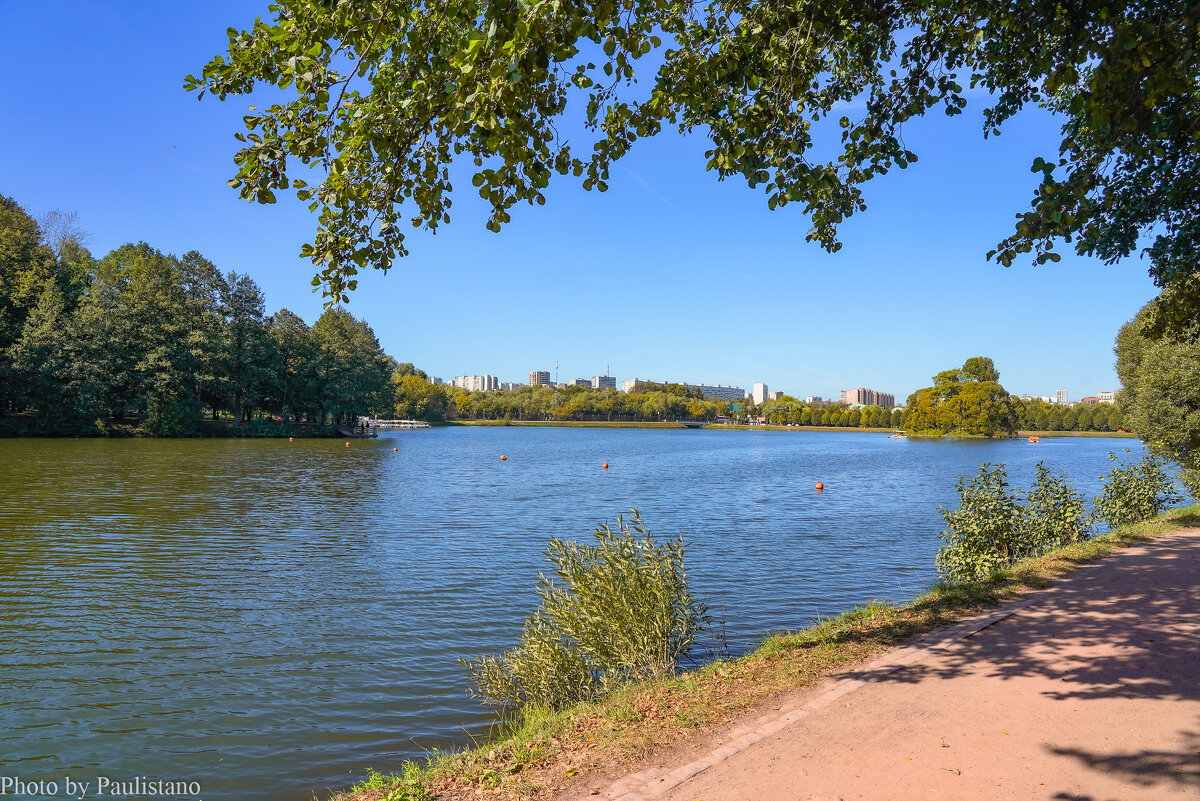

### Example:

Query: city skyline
xmin=432 ymin=367 xmax=1113 ymax=407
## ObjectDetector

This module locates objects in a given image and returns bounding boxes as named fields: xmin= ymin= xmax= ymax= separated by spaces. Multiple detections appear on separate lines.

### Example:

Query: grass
xmin=331 ymin=503 xmax=1200 ymax=801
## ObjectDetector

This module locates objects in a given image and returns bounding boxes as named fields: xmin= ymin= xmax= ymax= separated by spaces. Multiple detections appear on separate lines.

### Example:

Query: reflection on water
xmin=0 ymin=431 xmax=1145 ymax=799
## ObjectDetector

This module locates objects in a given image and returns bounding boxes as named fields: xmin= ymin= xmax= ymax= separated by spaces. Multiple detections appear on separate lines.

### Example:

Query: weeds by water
xmin=461 ymin=512 xmax=710 ymax=711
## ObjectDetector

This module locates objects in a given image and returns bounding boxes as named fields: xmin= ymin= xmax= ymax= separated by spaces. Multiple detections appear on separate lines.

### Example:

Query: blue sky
xmin=1 ymin=2 xmax=1158 ymax=402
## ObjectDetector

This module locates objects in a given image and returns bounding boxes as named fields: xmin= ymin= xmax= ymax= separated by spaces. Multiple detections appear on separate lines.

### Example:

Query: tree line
xmin=394 ymin=376 xmax=732 ymax=423
xmin=1 ymin=194 xmax=392 ymax=436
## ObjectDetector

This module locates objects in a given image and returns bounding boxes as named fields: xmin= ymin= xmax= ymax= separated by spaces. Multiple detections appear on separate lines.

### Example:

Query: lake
xmin=0 ymin=429 xmax=1146 ymax=800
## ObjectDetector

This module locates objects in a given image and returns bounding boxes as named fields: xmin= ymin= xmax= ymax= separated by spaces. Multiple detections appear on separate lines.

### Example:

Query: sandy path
xmin=574 ymin=528 xmax=1200 ymax=801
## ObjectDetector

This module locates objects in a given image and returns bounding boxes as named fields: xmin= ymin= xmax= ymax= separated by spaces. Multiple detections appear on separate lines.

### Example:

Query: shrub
xmin=936 ymin=463 xmax=1028 ymax=582
xmin=1025 ymin=462 xmax=1090 ymax=551
xmin=462 ymin=512 xmax=709 ymax=711
xmin=1092 ymin=453 xmax=1183 ymax=528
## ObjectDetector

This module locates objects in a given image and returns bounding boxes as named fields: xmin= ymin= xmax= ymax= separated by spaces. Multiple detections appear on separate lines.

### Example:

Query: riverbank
xmin=334 ymin=503 xmax=1200 ymax=801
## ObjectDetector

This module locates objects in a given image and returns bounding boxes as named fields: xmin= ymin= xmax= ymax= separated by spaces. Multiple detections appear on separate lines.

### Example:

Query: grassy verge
xmin=335 ymin=503 xmax=1200 ymax=801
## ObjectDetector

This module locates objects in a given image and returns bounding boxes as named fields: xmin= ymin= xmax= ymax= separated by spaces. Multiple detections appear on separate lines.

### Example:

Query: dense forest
xmin=0 ymin=194 xmax=393 ymax=436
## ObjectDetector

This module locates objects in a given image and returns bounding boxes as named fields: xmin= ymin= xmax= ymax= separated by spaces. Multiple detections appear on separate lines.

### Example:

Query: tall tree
xmin=178 ymin=251 xmax=230 ymax=418
xmin=101 ymin=243 xmax=199 ymax=433
xmin=1116 ymin=302 xmax=1200 ymax=493
xmin=0 ymin=195 xmax=60 ymax=409
xmin=264 ymin=308 xmax=316 ymax=420
xmin=311 ymin=308 xmax=391 ymax=424
xmin=7 ymin=280 xmax=71 ymax=423
xmin=219 ymin=272 xmax=270 ymax=422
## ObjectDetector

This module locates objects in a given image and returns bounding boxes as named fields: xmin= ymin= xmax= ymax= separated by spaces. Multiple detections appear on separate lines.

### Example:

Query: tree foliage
xmin=188 ymin=2 xmax=1199 ymax=333
xmin=1115 ymin=302 xmax=1200 ymax=492
xmin=0 ymin=194 xmax=392 ymax=435
xmin=904 ymin=357 xmax=1017 ymax=436
xmin=1092 ymin=453 xmax=1184 ymax=528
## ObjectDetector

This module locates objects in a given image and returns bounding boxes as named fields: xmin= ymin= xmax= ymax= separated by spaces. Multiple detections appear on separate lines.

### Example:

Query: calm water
xmin=0 ymin=430 xmax=1146 ymax=800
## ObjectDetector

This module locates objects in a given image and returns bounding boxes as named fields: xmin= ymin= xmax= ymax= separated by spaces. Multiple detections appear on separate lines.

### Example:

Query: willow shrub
xmin=938 ymin=461 xmax=1100 ymax=582
xmin=936 ymin=464 xmax=1029 ymax=582
xmin=1025 ymin=462 xmax=1091 ymax=549
xmin=1093 ymin=454 xmax=1183 ymax=528
xmin=462 ymin=512 xmax=709 ymax=711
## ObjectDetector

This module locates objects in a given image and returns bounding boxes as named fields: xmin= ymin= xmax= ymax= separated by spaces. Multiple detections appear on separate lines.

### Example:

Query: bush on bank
xmin=461 ymin=512 xmax=710 ymax=712
xmin=937 ymin=454 xmax=1186 ymax=582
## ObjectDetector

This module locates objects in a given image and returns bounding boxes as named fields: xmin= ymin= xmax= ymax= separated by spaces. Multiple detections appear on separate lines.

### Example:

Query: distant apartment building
xmin=768 ymin=391 xmax=784 ymax=402
xmin=1097 ymin=391 xmax=1116 ymax=403
xmin=528 ymin=370 xmax=550 ymax=387
xmin=752 ymin=382 xmax=769 ymax=405
xmin=568 ymin=378 xmax=592 ymax=388
xmin=499 ymin=382 xmax=522 ymax=392
xmin=805 ymin=396 xmax=823 ymax=404
xmin=841 ymin=388 xmax=896 ymax=408
xmin=1056 ymin=388 xmax=1069 ymax=404
xmin=429 ymin=377 xmax=444 ymax=385
xmin=1022 ymin=394 xmax=1059 ymax=404
xmin=453 ymin=375 xmax=500 ymax=392
xmin=592 ymin=375 xmax=617 ymax=390
xmin=622 ymin=378 xmax=645 ymax=393
xmin=686 ymin=384 xmax=747 ymax=401
xmin=1080 ymin=396 xmax=1100 ymax=405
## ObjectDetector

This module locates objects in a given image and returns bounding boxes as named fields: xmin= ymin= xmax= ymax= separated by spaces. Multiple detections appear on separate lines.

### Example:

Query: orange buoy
xmin=815 ymin=481 xmax=824 ymax=491
xmin=345 ymin=441 xmax=351 ymax=447
xmin=500 ymin=455 xmax=507 ymax=461
xmin=289 ymin=437 xmax=293 ymax=442
xmin=603 ymin=462 xmax=609 ymax=469
xmin=393 ymin=447 xmax=398 ymax=452
xmin=1029 ymin=436 xmax=1039 ymax=443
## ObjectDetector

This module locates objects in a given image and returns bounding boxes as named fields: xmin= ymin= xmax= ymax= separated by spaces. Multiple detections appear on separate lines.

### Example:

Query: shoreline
xmin=332 ymin=504 xmax=1199 ymax=801
xmin=1 ymin=417 xmax=1139 ymax=438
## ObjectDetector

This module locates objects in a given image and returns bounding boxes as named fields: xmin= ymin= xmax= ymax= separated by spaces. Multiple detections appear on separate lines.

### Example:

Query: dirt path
xmin=569 ymin=527 xmax=1200 ymax=801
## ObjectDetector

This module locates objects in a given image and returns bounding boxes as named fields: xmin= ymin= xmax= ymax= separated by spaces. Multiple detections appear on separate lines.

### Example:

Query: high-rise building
xmin=499 ymin=382 xmax=522 ymax=392
xmin=1097 ymin=390 xmax=1116 ymax=403
xmin=569 ymin=378 xmax=591 ymax=388
xmin=592 ymin=375 xmax=617 ymax=390
xmin=841 ymin=388 xmax=896 ymax=408
xmin=429 ymin=377 xmax=444 ymax=385
xmin=768 ymin=391 xmax=784 ymax=402
xmin=1056 ymin=388 xmax=1069 ymax=405
xmin=752 ymin=382 xmax=768 ymax=405
xmin=686 ymin=384 xmax=747 ymax=401
xmin=529 ymin=371 xmax=550 ymax=387
xmin=453 ymin=375 xmax=499 ymax=392
xmin=622 ymin=378 xmax=646 ymax=393
xmin=805 ymin=396 xmax=823 ymax=404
